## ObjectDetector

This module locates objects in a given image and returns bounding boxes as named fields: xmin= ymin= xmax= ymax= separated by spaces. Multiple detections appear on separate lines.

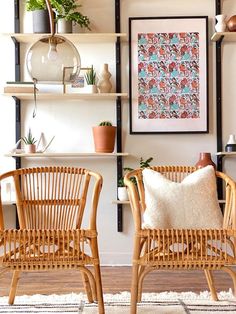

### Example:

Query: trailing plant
xmin=85 ymin=66 xmax=96 ymax=85
xmin=119 ymin=157 xmax=154 ymax=187
xmin=99 ymin=121 xmax=113 ymax=126
xmin=26 ymin=0 xmax=46 ymax=11
xmin=21 ymin=129 xmax=37 ymax=145
xmin=51 ymin=0 xmax=91 ymax=30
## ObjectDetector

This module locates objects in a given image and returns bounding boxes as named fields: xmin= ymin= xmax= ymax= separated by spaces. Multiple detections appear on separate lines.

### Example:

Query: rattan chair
xmin=0 ymin=166 xmax=104 ymax=313
xmin=124 ymin=165 xmax=236 ymax=314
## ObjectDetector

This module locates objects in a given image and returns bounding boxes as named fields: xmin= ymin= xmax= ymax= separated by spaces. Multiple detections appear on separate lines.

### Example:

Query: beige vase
xmin=97 ymin=64 xmax=112 ymax=93
xmin=92 ymin=126 xmax=116 ymax=153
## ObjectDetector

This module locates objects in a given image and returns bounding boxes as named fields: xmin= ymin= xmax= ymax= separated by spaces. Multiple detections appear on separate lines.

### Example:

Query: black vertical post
xmin=115 ymin=0 xmax=123 ymax=232
xmin=14 ymin=0 xmax=21 ymax=229
xmin=215 ymin=0 xmax=223 ymax=199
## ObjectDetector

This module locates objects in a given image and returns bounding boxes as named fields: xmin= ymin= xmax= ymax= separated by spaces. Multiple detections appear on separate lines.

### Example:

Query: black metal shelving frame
xmin=12 ymin=0 xmax=224 ymax=231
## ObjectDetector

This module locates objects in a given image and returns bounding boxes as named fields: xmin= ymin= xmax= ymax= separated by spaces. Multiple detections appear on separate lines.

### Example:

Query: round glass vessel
xmin=26 ymin=35 xmax=81 ymax=82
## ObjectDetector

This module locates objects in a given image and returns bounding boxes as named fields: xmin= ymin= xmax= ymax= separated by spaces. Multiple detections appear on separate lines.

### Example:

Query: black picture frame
xmin=129 ymin=16 xmax=209 ymax=134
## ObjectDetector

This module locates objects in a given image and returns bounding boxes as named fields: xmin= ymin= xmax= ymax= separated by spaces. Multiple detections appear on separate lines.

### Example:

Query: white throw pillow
xmin=142 ymin=166 xmax=223 ymax=229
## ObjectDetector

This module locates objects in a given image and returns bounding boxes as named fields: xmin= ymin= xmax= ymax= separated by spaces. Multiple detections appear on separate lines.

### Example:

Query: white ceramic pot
xmin=85 ymin=85 xmax=98 ymax=93
xmin=118 ymin=187 xmax=129 ymax=201
xmin=215 ymin=14 xmax=227 ymax=32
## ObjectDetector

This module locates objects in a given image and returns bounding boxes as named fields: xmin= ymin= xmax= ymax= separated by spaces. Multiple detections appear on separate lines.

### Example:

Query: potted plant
xmin=51 ymin=0 xmax=91 ymax=33
xmin=117 ymin=157 xmax=153 ymax=201
xmin=85 ymin=65 xmax=98 ymax=93
xmin=25 ymin=0 xmax=51 ymax=33
xmin=21 ymin=129 xmax=37 ymax=153
xmin=92 ymin=121 xmax=116 ymax=153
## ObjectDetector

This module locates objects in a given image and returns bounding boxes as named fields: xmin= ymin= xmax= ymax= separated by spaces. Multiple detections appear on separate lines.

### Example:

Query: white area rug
xmin=0 ymin=291 xmax=235 ymax=313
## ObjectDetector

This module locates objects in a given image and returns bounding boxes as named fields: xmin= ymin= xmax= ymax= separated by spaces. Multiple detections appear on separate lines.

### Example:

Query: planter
xmin=32 ymin=9 xmax=50 ymax=33
xmin=118 ymin=187 xmax=129 ymax=201
xmin=85 ymin=85 xmax=98 ymax=93
xmin=92 ymin=126 xmax=116 ymax=153
xmin=57 ymin=19 xmax=73 ymax=33
xmin=25 ymin=144 xmax=36 ymax=153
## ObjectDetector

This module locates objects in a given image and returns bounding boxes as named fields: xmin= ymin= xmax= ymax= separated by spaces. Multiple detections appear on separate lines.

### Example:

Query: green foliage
xmin=21 ymin=129 xmax=37 ymax=145
xmin=85 ymin=66 xmax=96 ymax=85
xmin=99 ymin=121 xmax=113 ymax=127
xmin=51 ymin=0 xmax=91 ymax=29
xmin=119 ymin=157 xmax=154 ymax=186
xmin=25 ymin=0 xmax=91 ymax=30
xmin=26 ymin=0 xmax=46 ymax=11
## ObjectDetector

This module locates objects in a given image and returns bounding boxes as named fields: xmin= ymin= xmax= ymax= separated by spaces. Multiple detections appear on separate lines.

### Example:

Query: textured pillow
xmin=142 ymin=166 xmax=223 ymax=229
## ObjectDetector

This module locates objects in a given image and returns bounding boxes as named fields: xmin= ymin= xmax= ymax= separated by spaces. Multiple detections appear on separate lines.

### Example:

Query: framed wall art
xmin=129 ymin=16 xmax=209 ymax=134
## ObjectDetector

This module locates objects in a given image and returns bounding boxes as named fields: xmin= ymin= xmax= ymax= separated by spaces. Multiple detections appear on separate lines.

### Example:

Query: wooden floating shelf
xmin=5 ymin=152 xmax=129 ymax=158
xmin=216 ymin=152 xmax=236 ymax=156
xmin=211 ymin=32 xmax=236 ymax=42
xmin=112 ymin=200 xmax=130 ymax=205
xmin=3 ymin=92 xmax=128 ymax=100
xmin=3 ymin=33 xmax=127 ymax=44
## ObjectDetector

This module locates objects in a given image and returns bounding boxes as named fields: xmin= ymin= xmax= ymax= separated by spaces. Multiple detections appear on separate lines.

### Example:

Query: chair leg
xmin=131 ymin=263 xmax=139 ymax=314
xmin=93 ymin=264 xmax=105 ymax=314
xmin=204 ymin=270 xmax=218 ymax=301
xmin=8 ymin=270 xmax=21 ymax=305
xmin=222 ymin=267 xmax=236 ymax=296
xmin=81 ymin=272 xmax=94 ymax=303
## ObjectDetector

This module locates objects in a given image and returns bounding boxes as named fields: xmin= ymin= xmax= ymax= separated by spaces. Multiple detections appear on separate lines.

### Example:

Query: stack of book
xmin=4 ymin=81 xmax=36 ymax=93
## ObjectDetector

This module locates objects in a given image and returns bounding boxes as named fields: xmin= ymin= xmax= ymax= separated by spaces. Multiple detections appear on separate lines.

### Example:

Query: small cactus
xmin=99 ymin=121 xmax=113 ymax=126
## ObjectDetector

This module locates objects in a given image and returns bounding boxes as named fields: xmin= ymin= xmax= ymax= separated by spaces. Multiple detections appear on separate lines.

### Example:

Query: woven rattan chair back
xmin=0 ymin=167 xmax=105 ymax=313
xmin=124 ymin=165 xmax=236 ymax=314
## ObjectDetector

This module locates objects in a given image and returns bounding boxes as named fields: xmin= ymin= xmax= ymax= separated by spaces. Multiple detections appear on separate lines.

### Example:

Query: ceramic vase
xmin=215 ymin=14 xmax=227 ymax=32
xmin=97 ymin=64 xmax=112 ymax=93
xmin=195 ymin=152 xmax=216 ymax=169
xmin=225 ymin=134 xmax=236 ymax=152
xmin=118 ymin=187 xmax=129 ymax=201
xmin=227 ymin=15 xmax=236 ymax=32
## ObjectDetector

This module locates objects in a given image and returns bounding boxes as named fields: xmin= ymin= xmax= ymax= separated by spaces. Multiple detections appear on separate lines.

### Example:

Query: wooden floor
xmin=0 ymin=267 xmax=234 ymax=296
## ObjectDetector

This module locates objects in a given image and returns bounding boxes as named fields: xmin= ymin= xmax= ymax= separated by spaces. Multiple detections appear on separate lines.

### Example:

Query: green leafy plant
xmin=51 ymin=0 xmax=91 ymax=29
xmin=21 ymin=129 xmax=37 ymax=145
xmin=26 ymin=0 xmax=46 ymax=11
xmin=99 ymin=121 xmax=113 ymax=126
xmin=119 ymin=157 xmax=153 ymax=187
xmin=85 ymin=66 xmax=96 ymax=85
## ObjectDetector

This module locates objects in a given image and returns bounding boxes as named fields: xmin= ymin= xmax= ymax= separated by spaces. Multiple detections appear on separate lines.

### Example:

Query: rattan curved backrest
xmin=0 ymin=166 xmax=102 ymax=230
xmin=124 ymin=165 xmax=236 ymax=230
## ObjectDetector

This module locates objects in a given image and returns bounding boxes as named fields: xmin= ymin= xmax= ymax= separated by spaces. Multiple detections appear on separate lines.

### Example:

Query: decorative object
xmin=129 ymin=16 xmax=208 ymax=133
xmin=117 ymin=186 xmax=129 ymax=201
xmin=0 ymin=291 xmax=235 ymax=313
xmin=225 ymin=134 xmax=236 ymax=152
xmin=85 ymin=65 xmax=98 ymax=93
xmin=21 ymin=129 xmax=37 ymax=153
xmin=57 ymin=18 xmax=72 ymax=33
xmin=227 ymin=15 xmax=236 ymax=32
xmin=26 ymin=0 xmax=81 ymax=83
xmin=142 ymin=166 xmax=222 ymax=229
xmin=195 ymin=152 xmax=216 ymax=169
xmin=51 ymin=0 xmax=91 ymax=32
xmin=97 ymin=63 xmax=112 ymax=93
xmin=92 ymin=121 xmax=116 ymax=153
xmin=215 ymin=14 xmax=227 ymax=32
xmin=25 ymin=0 xmax=51 ymax=33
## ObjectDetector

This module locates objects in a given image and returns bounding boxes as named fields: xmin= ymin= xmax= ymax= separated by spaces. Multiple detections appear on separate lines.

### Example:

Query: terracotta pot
xmin=92 ymin=126 xmax=116 ymax=153
xmin=195 ymin=152 xmax=216 ymax=169
xmin=227 ymin=15 xmax=236 ymax=32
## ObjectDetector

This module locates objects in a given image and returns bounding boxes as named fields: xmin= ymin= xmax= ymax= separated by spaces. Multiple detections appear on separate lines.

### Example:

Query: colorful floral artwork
xmin=137 ymin=32 xmax=200 ymax=120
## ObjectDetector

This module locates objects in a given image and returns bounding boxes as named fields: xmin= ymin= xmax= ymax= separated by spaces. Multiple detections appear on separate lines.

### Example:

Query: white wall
xmin=0 ymin=0 xmax=236 ymax=264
